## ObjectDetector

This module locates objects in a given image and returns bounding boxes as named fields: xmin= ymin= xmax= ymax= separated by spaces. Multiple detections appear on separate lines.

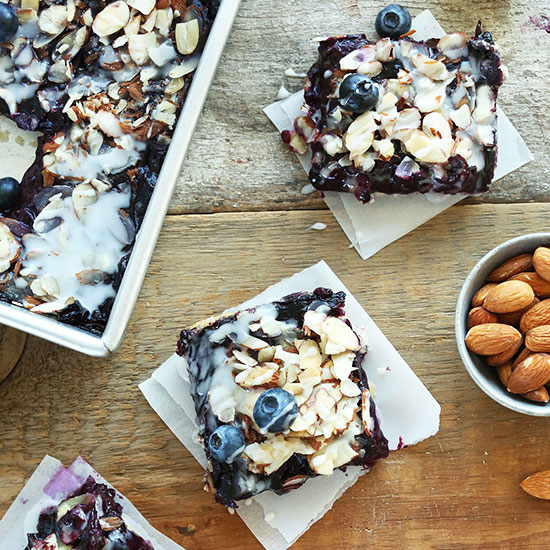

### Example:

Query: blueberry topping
xmin=208 ymin=424 xmax=245 ymax=462
xmin=339 ymin=74 xmax=379 ymax=113
xmin=0 ymin=3 xmax=19 ymax=44
xmin=375 ymin=4 xmax=411 ymax=39
xmin=0 ymin=177 xmax=20 ymax=212
xmin=253 ymin=388 xmax=298 ymax=433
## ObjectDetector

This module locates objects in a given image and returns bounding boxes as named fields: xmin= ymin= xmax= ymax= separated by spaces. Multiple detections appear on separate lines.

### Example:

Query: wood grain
xmin=0 ymin=326 xmax=26 ymax=384
xmin=1 ymin=204 xmax=550 ymax=548
xmin=169 ymin=0 xmax=550 ymax=214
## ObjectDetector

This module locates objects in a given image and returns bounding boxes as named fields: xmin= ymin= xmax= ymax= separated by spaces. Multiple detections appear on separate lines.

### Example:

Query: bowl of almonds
xmin=456 ymin=234 xmax=550 ymax=416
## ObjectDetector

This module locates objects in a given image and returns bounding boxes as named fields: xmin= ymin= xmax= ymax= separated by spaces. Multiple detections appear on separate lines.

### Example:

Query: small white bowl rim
xmin=455 ymin=233 xmax=550 ymax=417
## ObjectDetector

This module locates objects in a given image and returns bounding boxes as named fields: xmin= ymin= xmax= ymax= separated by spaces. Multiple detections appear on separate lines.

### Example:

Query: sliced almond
xmin=175 ymin=19 xmax=199 ymax=55
xmin=92 ymin=1 xmax=130 ymax=37
xmin=127 ymin=0 xmax=155 ymax=15
xmin=321 ymin=317 xmax=360 ymax=352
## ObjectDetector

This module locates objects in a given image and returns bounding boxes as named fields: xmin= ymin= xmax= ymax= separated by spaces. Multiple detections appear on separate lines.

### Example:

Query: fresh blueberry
xmin=375 ymin=4 xmax=412 ymax=39
xmin=0 ymin=3 xmax=19 ymax=44
xmin=208 ymin=425 xmax=245 ymax=463
xmin=253 ymin=388 xmax=298 ymax=433
xmin=0 ymin=177 xmax=20 ymax=212
xmin=339 ymin=74 xmax=379 ymax=113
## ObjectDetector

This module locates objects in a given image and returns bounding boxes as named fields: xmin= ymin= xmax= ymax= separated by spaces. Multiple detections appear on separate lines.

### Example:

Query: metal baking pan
xmin=0 ymin=0 xmax=241 ymax=356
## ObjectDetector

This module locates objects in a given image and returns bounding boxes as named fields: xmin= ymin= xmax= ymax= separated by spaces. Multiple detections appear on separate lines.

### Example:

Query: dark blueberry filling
xmin=177 ymin=288 xmax=390 ymax=508
xmin=25 ymin=477 xmax=154 ymax=550
xmin=0 ymin=0 xmax=220 ymax=335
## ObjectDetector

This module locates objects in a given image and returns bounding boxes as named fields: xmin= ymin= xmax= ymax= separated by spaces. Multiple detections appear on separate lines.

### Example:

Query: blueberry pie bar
xmin=283 ymin=22 xmax=506 ymax=203
xmin=0 ymin=0 xmax=218 ymax=333
xmin=25 ymin=476 xmax=154 ymax=549
xmin=177 ymin=288 xmax=389 ymax=508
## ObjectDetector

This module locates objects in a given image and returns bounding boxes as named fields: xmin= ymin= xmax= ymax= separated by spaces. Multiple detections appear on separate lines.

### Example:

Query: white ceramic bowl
xmin=455 ymin=233 xmax=550 ymax=417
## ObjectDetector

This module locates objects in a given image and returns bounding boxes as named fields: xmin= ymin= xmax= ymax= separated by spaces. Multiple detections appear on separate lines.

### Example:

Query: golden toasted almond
xmin=486 ymin=337 xmax=523 ymax=367
xmin=507 ymin=353 xmax=550 ymax=394
xmin=520 ymin=470 xmax=550 ymax=500
xmin=533 ymin=247 xmax=550 ymax=282
xmin=525 ymin=325 xmax=550 ymax=352
xmin=467 ymin=307 xmax=499 ymax=330
xmin=513 ymin=347 xmax=532 ymax=369
xmin=483 ymin=280 xmax=535 ymax=314
xmin=465 ymin=324 xmax=522 ymax=356
xmin=522 ymin=386 xmax=549 ymax=403
xmin=499 ymin=297 xmax=539 ymax=326
xmin=488 ymin=253 xmax=533 ymax=283
xmin=496 ymin=361 xmax=513 ymax=386
xmin=471 ymin=283 xmax=498 ymax=307
xmin=510 ymin=272 xmax=550 ymax=297
xmin=520 ymin=298 xmax=550 ymax=333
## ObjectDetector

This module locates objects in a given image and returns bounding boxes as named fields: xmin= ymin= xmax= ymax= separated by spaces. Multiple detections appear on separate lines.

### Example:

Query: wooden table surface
xmin=1 ymin=1 xmax=550 ymax=549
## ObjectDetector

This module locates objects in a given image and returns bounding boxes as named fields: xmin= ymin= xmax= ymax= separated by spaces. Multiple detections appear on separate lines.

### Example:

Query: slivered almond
xmin=487 ymin=253 xmax=533 ymax=282
xmin=465 ymin=324 xmax=522 ymax=356
xmin=483 ymin=280 xmax=534 ymax=314
xmin=510 ymin=272 xmax=550 ymax=298
xmin=522 ymin=386 xmax=549 ymax=403
xmin=520 ymin=470 xmax=550 ymax=500
xmin=472 ymin=283 xmax=498 ymax=307
xmin=486 ymin=337 xmax=523 ymax=367
xmin=467 ymin=307 xmax=498 ymax=329
xmin=496 ymin=361 xmax=513 ymax=386
xmin=520 ymin=299 xmax=550 ymax=333
xmin=499 ymin=297 xmax=539 ymax=326
xmin=525 ymin=325 xmax=550 ymax=352
xmin=507 ymin=353 xmax=550 ymax=394
xmin=533 ymin=247 xmax=550 ymax=282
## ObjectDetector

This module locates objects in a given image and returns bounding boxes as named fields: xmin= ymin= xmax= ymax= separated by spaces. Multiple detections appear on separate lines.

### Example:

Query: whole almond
xmin=520 ymin=298 xmax=550 ymax=333
xmin=513 ymin=347 xmax=533 ymax=369
xmin=499 ymin=297 xmax=539 ymax=326
xmin=507 ymin=353 xmax=550 ymax=394
xmin=484 ymin=280 xmax=534 ymax=314
xmin=522 ymin=386 xmax=550 ymax=403
xmin=520 ymin=470 xmax=550 ymax=500
xmin=525 ymin=325 xmax=550 ymax=352
xmin=496 ymin=361 xmax=513 ymax=386
xmin=533 ymin=247 xmax=550 ymax=282
xmin=467 ymin=307 xmax=499 ymax=330
xmin=472 ymin=283 xmax=498 ymax=307
xmin=486 ymin=337 xmax=523 ymax=366
xmin=465 ymin=324 xmax=522 ymax=356
xmin=510 ymin=272 xmax=550 ymax=297
xmin=488 ymin=253 xmax=533 ymax=283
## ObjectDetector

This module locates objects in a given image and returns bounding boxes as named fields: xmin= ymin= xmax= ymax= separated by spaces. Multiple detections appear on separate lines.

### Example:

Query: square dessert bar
xmin=283 ymin=23 xmax=506 ymax=203
xmin=25 ymin=476 xmax=155 ymax=549
xmin=0 ymin=0 xmax=218 ymax=333
xmin=177 ymin=288 xmax=389 ymax=508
